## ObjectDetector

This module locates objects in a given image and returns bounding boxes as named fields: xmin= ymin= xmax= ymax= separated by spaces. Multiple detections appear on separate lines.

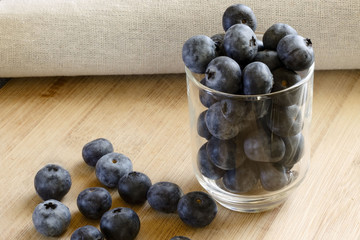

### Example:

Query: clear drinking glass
xmin=186 ymin=42 xmax=314 ymax=212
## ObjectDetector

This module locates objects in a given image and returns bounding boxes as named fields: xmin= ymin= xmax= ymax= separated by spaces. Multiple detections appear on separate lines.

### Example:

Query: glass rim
xmin=185 ymin=62 xmax=315 ymax=99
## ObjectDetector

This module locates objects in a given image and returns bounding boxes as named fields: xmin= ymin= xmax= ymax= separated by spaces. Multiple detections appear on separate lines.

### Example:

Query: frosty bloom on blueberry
xmin=263 ymin=23 xmax=298 ymax=50
xmin=182 ymin=35 xmax=218 ymax=74
xmin=277 ymin=34 xmax=314 ymax=71
xmin=177 ymin=191 xmax=218 ymax=228
xmin=32 ymin=199 xmax=71 ymax=237
xmin=147 ymin=181 xmax=183 ymax=213
xmin=95 ymin=152 xmax=133 ymax=188
xmin=71 ymin=225 xmax=104 ymax=240
xmin=222 ymin=3 xmax=257 ymax=32
xmin=117 ymin=171 xmax=152 ymax=204
xmin=77 ymin=187 xmax=112 ymax=219
xmin=100 ymin=207 xmax=140 ymax=240
xmin=223 ymin=24 xmax=258 ymax=66
xmin=82 ymin=138 xmax=114 ymax=167
xmin=205 ymin=56 xmax=242 ymax=94
xmin=34 ymin=163 xmax=71 ymax=201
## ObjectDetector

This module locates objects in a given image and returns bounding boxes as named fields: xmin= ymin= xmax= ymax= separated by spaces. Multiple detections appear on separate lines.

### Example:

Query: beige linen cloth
xmin=0 ymin=0 xmax=359 ymax=77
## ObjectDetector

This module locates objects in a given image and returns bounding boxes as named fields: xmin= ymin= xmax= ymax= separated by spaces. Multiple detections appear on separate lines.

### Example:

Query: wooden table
xmin=1 ymin=70 xmax=359 ymax=240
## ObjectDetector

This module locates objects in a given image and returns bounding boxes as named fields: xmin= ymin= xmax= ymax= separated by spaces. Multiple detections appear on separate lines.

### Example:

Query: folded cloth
xmin=0 ymin=0 xmax=359 ymax=77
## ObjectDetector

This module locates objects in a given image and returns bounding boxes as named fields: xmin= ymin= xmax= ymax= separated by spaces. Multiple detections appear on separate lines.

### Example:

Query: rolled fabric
xmin=0 ymin=0 xmax=359 ymax=77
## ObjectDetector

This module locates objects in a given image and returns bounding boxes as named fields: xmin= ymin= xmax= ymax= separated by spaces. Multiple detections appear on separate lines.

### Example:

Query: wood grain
xmin=0 ymin=70 xmax=359 ymax=240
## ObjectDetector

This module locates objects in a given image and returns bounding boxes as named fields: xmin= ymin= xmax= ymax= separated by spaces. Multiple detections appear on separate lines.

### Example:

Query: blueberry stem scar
xmin=44 ymin=202 xmax=57 ymax=209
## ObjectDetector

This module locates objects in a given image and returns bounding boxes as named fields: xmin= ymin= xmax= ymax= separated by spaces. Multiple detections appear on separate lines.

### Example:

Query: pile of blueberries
xmin=182 ymin=4 xmax=314 ymax=194
xmin=32 ymin=138 xmax=217 ymax=240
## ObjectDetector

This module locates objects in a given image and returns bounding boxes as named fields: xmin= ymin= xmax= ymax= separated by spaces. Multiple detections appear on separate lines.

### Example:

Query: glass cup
xmin=186 ymin=46 xmax=314 ymax=212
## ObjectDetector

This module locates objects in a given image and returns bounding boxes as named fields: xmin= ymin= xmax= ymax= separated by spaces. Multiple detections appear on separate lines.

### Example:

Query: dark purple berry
xmin=34 ymin=164 xmax=71 ymax=201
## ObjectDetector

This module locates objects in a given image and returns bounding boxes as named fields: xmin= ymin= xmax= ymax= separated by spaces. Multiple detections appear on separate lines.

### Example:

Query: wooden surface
xmin=1 ymin=70 xmax=360 ymax=240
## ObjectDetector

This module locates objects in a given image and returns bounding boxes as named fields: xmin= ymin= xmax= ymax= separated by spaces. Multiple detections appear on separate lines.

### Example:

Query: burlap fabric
xmin=0 ymin=0 xmax=359 ymax=77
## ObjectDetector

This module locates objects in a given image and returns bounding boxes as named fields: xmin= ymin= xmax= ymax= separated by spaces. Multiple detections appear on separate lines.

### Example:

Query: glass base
xmin=196 ymin=173 xmax=301 ymax=213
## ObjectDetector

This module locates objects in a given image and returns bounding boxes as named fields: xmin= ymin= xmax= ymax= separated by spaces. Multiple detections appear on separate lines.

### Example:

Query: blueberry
xmin=253 ymin=50 xmax=283 ymax=71
xmin=205 ymin=56 xmax=242 ymax=94
xmin=32 ymin=199 xmax=71 ymax=237
xmin=182 ymin=35 xmax=218 ymax=74
xmin=258 ymin=163 xmax=289 ymax=191
xmin=243 ymin=62 xmax=273 ymax=95
xmin=277 ymin=35 xmax=314 ymax=71
xmin=246 ymin=98 xmax=272 ymax=120
xmin=211 ymin=33 xmax=226 ymax=56
xmin=197 ymin=143 xmax=225 ymax=180
xmin=263 ymin=23 xmax=298 ymax=50
xmin=271 ymin=67 xmax=304 ymax=106
xmin=77 ymin=187 xmax=112 ymax=219
xmin=118 ymin=171 xmax=152 ymax=204
xmin=197 ymin=110 xmax=212 ymax=140
xmin=223 ymin=24 xmax=258 ymax=66
xmin=199 ymin=78 xmax=219 ymax=108
xmin=147 ymin=181 xmax=183 ymax=213
xmin=34 ymin=163 xmax=72 ymax=201
xmin=222 ymin=4 xmax=257 ymax=31
xmin=170 ymin=236 xmax=191 ymax=240
xmin=71 ymin=225 xmax=104 ymax=240
xmin=206 ymin=136 xmax=245 ymax=170
xmin=220 ymin=98 xmax=248 ymax=124
xmin=278 ymin=133 xmax=305 ymax=170
xmin=100 ymin=207 xmax=140 ymax=240
xmin=266 ymin=104 xmax=303 ymax=137
xmin=95 ymin=152 xmax=133 ymax=188
xmin=243 ymin=128 xmax=285 ymax=162
xmin=222 ymin=160 xmax=259 ymax=193
xmin=257 ymin=39 xmax=265 ymax=51
xmin=205 ymin=101 xmax=241 ymax=140
xmin=82 ymin=138 xmax=114 ymax=167
xmin=177 ymin=191 xmax=217 ymax=228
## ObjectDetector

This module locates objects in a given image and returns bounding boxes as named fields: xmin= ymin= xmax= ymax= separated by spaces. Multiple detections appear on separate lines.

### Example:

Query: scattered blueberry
xmin=263 ymin=23 xmax=298 ymax=50
xmin=277 ymin=34 xmax=314 ymax=71
xmin=243 ymin=61 xmax=273 ymax=95
xmin=177 ymin=191 xmax=217 ymax=228
xmin=34 ymin=163 xmax=72 ymax=201
xmin=77 ymin=187 xmax=112 ymax=219
xmin=95 ymin=152 xmax=133 ymax=188
xmin=197 ymin=143 xmax=225 ymax=180
xmin=82 ymin=138 xmax=114 ymax=167
xmin=118 ymin=171 xmax=152 ymax=204
xmin=182 ymin=35 xmax=218 ymax=74
xmin=170 ymin=236 xmax=191 ymax=240
xmin=205 ymin=56 xmax=242 ymax=94
xmin=100 ymin=207 xmax=140 ymax=240
xmin=32 ymin=199 xmax=71 ymax=237
xmin=243 ymin=128 xmax=285 ymax=162
xmin=147 ymin=181 xmax=183 ymax=213
xmin=258 ymin=163 xmax=289 ymax=191
xmin=205 ymin=101 xmax=241 ymax=140
xmin=71 ymin=225 xmax=104 ymax=240
xmin=222 ymin=161 xmax=259 ymax=193
xmin=222 ymin=4 xmax=257 ymax=31
xmin=223 ymin=24 xmax=258 ymax=66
